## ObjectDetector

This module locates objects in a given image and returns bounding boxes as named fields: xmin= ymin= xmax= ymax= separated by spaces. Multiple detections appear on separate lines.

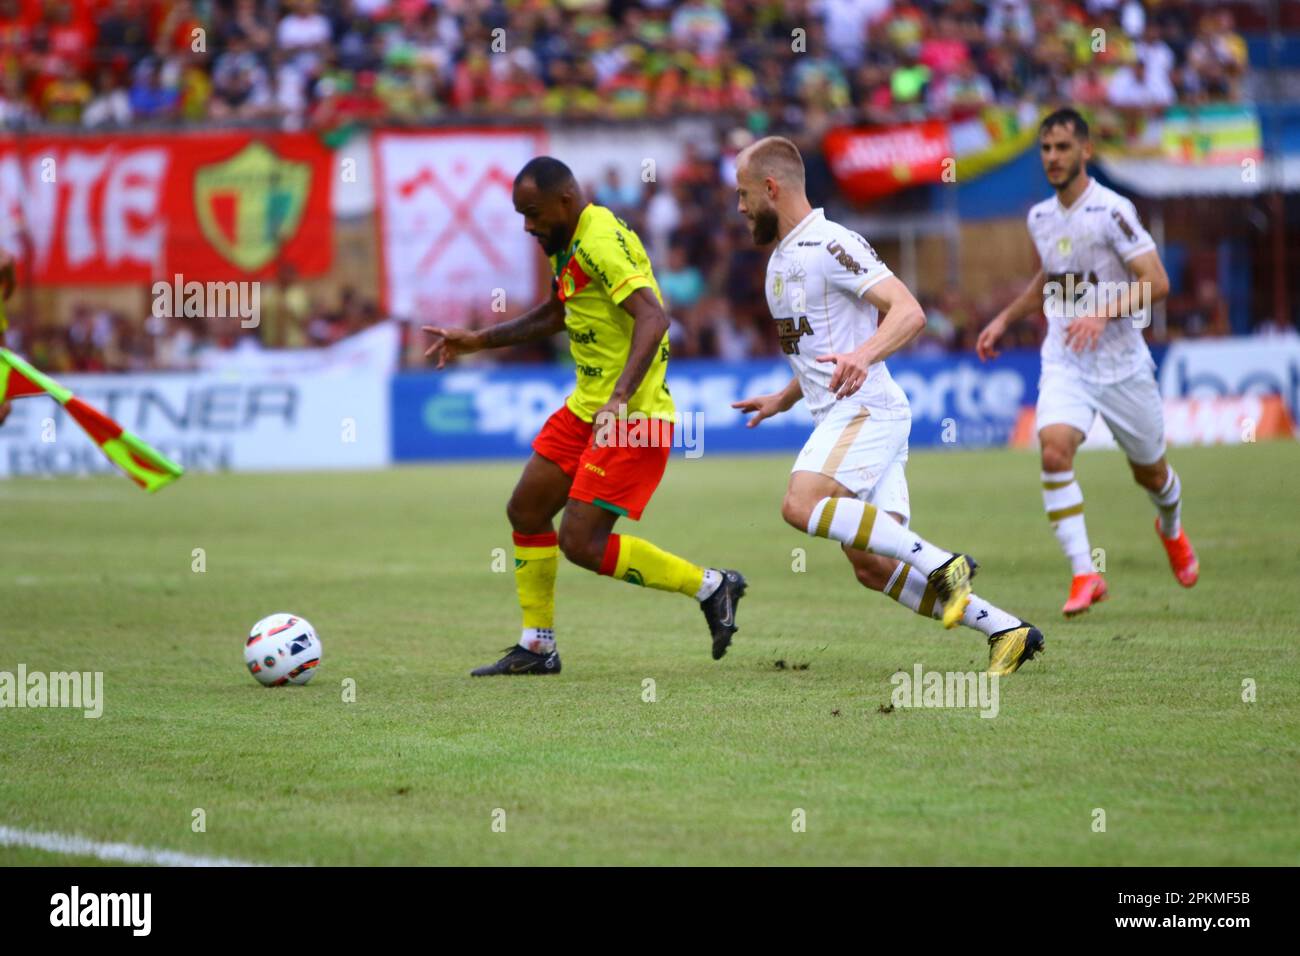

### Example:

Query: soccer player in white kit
xmin=977 ymin=109 xmax=1199 ymax=617
xmin=730 ymin=136 xmax=1044 ymax=676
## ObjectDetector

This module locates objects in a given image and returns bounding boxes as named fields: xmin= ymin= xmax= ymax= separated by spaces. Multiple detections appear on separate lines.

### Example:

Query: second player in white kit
xmin=730 ymin=136 xmax=1045 ymax=676
xmin=978 ymin=108 xmax=1199 ymax=617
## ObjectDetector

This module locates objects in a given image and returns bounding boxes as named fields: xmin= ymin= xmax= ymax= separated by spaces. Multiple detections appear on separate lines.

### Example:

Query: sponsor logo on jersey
xmin=775 ymin=316 xmax=814 ymax=355
xmin=825 ymin=240 xmax=865 ymax=275
xmin=574 ymin=243 xmax=612 ymax=290
xmin=569 ymin=327 xmax=598 ymax=344
xmin=614 ymin=230 xmax=637 ymax=267
xmin=1111 ymin=209 xmax=1138 ymax=242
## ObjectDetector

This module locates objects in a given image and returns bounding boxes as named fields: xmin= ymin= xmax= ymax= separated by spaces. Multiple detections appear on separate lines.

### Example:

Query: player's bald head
xmin=513 ymin=156 xmax=584 ymax=256
xmin=735 ymin=136 xmax=806 ymax=245
xmin=736 ymin=136 xmax=805 ymax=191
xmin=514 ymin=155 xmax=577 ymax=197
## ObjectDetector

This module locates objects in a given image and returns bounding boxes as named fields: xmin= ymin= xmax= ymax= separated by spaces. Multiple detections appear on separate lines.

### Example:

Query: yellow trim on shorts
xmin=820 ymin=406 xmax=871 ymax=477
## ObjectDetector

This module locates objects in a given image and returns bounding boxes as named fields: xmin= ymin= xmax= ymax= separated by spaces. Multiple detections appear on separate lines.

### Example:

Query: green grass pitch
xmin=1 ymin=442 xmax=1297 ymax=865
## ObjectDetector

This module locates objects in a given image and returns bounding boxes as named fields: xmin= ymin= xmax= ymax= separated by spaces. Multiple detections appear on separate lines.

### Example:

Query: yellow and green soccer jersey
xmin=549 ymin=203 xmax=675 ymax=423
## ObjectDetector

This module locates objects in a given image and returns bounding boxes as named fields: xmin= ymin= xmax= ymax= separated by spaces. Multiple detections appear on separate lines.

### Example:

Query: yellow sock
xmin=600 ymin=533 xmax=704 ymax=598
xmin=513 ymin=532 xmax=558 ymax=632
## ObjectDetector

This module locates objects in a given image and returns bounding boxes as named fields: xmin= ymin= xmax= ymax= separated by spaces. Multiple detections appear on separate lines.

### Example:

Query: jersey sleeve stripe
xmin=608 ymin=274 xmax=648 ymax=299
xmin=1121 ymin=243 xmax=1157 ymax=263
xmin=855 ymin=270 xmax=892 ymax=297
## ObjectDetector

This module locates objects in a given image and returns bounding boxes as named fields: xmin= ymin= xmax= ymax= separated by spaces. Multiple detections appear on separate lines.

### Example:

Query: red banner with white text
xmin=824 ymin=122 xmax=953 ymax=203
xmin=0 ymin=132 xmax=333 ymax=284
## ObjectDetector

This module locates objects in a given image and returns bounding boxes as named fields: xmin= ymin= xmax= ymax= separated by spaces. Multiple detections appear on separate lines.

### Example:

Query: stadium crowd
xmin=0 ymin=1 xmax=1268 ymax=369
xmin=0 ymin=0 xmax=1249 ymax=133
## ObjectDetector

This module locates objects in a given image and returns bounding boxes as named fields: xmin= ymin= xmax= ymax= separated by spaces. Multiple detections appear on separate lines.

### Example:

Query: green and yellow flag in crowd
xmin=0 ymin=346 xmax=184 ymax=493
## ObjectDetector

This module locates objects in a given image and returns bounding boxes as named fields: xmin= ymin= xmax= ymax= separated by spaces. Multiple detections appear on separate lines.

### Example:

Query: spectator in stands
xmin=660 ymin=244 xmax=707 ymax=315
xmin=95 ymin=0 xmax=152 ymax=70
xmin=594 ymin=165 xmax=642 ymax=215
xmin=41 ymin=58 xmax=93 ymax=124
xmin=1109 ymin=59 xmax=1176 ymax=112
xmin=930 ymin=55 xmax=994 ymax=120
xmin=210 ymin=28 xmax=276 ymax=121
xmin=278 ymin=0 xmax=334 ymax=74
xmin=83 ymin=67 xmax=132 ymax=127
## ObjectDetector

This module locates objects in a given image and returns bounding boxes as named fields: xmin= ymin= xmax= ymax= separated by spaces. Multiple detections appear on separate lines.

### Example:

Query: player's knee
xmin=780 ymin=493 xmax=813 ymax=532
xmin=557 ymin=522 xmax=602 ymax=570
xmin=1041 ymin=443 xmax=1074 ymax=474
xmin=1130 ymin=459 xmax=1167 ymax=491
xmin=505 ymin=495 xmax=530 ymax=531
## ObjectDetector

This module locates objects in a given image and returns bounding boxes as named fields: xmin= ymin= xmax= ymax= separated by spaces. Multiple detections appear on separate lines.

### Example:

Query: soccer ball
xmin=244 ymin=613 xmax=321 ymax=686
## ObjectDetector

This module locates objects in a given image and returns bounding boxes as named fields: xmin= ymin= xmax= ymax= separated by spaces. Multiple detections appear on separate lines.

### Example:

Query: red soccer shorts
xmin=531 ymin=404 xmax=673 ymax=520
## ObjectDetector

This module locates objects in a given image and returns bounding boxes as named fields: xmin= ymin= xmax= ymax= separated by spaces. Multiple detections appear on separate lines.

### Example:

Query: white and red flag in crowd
xmin=373 ymin=130 xmax=546 ymax=324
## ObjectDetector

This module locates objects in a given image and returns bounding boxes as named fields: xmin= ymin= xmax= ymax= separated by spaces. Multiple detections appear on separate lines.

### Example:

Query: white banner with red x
xmin=374 ymin=130 xmax=546 ymax=325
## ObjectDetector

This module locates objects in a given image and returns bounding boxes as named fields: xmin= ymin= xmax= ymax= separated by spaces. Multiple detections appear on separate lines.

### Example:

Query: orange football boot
xmin=1156 ymin=520 xmax=1199 ymax=588
xmin=1062 ymin=572 xmax=1108 ymax=617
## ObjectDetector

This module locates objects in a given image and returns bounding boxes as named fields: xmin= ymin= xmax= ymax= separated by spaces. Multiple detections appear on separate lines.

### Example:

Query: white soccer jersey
xmin=764 ymin=208 xmax=910 ymax=424
xmin=1028 ymin=178 xmax=1158 ymax=384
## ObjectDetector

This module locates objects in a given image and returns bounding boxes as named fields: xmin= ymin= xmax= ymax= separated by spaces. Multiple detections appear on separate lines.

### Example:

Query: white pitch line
xmin=0 ymin=825 xmax=269 ymax=867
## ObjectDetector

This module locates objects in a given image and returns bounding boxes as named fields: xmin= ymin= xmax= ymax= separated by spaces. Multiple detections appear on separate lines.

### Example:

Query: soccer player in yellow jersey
xmin=424 ymin=157 xmax=746 ymax=675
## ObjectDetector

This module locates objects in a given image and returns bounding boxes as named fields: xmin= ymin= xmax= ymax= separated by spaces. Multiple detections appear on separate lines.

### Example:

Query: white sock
xmin=884 ymin=564 xmax=1021 ymax=637
xmin=1042 ymin=470 xmax=1093 ymax=576
xmin=961 ymin=594 xmax=1022 ymax=637
xmin=1149 ymin=468 xmax=1182 ymax=538
xmin=519 ymin=627 xmax=555 ymax=655
xmin=808 ymin=497 xmax=951 ymax=576
xmin=696 ymin=568 xmax=723 ymax=601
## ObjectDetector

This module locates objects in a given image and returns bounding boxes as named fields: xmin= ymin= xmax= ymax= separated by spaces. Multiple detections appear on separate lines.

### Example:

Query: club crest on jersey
xmin=773 ymin=274 xmax=784 ymax=298
xmin=555 ymin=256 xmax=591 ymax=302
xmin=1057 ymin=237 xmax=1072 ymax=255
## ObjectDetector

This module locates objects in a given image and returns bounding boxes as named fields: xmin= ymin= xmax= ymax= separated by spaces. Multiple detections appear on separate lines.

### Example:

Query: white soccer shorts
xmin=792 ymin=401 xmax=912 ymax=523
xmin=1035 ymin=365 xmax=1167 ymax=465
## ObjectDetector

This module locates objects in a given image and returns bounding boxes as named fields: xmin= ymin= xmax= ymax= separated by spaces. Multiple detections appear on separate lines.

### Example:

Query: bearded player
xmin=977 ymin=108 xmax=1198 ymax=617
xmin=425 ymin=157 xmax=746 ymax=675
xmin=730 ymin=137 xmax=1043 ymax=676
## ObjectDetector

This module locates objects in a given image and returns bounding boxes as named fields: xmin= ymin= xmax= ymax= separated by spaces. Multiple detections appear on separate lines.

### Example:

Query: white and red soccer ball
xmin=244 ymin=613 xmax=321 ymax=686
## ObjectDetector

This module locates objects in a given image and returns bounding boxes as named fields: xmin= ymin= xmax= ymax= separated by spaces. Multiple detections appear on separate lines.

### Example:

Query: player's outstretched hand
xmin=816 ymin=351 xmax=867 ymax=399
xmin=731 ymin=393 xmax=784 ymax=428
xmin=422 ymin=325 xmax=482 ymax=369
xmin=976 ymin=313 xmax=1008 ymax=362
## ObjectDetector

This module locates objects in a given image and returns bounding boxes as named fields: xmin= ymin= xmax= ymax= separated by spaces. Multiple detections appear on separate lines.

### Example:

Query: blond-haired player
xmin=731 ymin=136 xmax=1043 ymax=676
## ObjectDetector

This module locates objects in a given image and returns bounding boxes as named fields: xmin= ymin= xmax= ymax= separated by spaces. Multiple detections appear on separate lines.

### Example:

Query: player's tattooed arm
xmin=978 ymin=267 xmax=1046 ymax=362
xmin=818 ymin=276 xmax=926 ymax=400
xmin=423 ymin=291 xmax=565 ymax=368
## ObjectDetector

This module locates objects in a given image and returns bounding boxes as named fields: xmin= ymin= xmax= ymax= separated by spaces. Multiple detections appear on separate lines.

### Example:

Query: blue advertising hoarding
xmin=391 ymin=350 xmax=1049 ymax=462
